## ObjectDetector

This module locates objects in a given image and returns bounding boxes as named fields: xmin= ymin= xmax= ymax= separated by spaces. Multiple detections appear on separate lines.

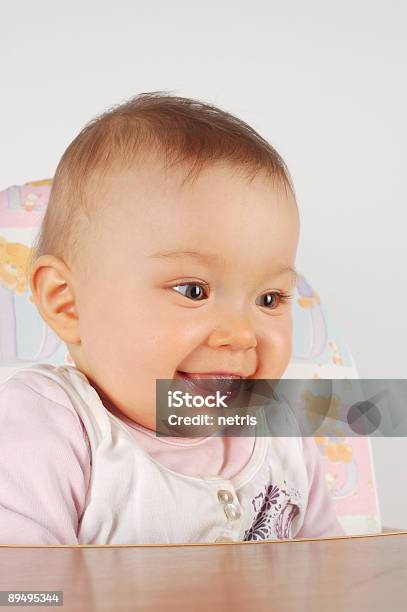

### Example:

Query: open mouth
xmin=175 ymin=371 xmax=244 ymax=402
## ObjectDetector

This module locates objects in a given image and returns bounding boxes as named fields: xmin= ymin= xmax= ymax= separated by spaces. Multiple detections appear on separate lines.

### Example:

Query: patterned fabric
xmin=244 ymin=483 xmax=302 ymax=541
xmin=0 ymin=178 xmax=381 ymax=535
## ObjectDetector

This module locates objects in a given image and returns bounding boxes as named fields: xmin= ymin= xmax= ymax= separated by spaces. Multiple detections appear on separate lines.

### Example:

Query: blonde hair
xmin=30 ymin=91 xmax=295 ymax=273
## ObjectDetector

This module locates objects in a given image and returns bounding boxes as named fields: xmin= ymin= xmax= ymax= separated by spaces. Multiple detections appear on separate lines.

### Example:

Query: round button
xmin=214 ymin=536 xmax=235 ymax=543
xmin=224 ymin=503 xmax=241 ymax=521
xmin=217 ymin=489 xmax=233 ymax=504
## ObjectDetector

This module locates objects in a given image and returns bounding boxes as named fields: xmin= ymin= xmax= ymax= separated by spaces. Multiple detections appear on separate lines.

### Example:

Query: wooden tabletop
xmin=1 ymin=533 xmax=407 ymax=611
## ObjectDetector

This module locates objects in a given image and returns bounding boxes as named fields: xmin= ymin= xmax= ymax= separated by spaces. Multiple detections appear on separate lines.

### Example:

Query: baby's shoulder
xmin=0 ymin=365 xmax=88 ymax=447
xmin=0 ymin=365 xmax=76 ymax=411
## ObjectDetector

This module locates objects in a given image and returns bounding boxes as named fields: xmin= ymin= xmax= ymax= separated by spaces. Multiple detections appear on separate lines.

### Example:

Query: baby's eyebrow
xmin=148 ymin=249 xmax=297 ymax=284
xmin=148 ymin=249 xmax=223 ymax=265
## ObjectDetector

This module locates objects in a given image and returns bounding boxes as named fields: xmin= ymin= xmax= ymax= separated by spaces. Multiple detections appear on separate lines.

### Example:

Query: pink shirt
xmin=0 ymin=373 xmax=345 ymax=544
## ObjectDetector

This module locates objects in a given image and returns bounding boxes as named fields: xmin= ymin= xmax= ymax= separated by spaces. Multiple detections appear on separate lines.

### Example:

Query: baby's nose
xmin=207 ymin=313 xmax=257 ymax=351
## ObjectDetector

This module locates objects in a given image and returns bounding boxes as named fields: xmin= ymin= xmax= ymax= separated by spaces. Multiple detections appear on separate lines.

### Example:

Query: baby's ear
xmin=29 ymin=255 xmax=80 ymax=344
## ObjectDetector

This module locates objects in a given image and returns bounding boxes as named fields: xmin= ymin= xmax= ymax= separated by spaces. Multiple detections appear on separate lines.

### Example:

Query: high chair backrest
xmin=0 ymin=179 xmax=381 ymax=536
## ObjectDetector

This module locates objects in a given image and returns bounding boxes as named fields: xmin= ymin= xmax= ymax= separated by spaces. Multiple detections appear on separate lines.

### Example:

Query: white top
xmin=4 ymin=363 xmax=311 ymax=545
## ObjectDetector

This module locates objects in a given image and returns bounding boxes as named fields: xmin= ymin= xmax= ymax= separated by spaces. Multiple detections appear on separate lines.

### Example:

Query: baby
xmin=0 ymin=92 xmax=345 ymax=545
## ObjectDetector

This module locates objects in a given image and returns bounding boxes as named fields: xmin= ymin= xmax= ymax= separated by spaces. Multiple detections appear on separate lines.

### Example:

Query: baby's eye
xmin=256 ymin=291 xmax=292 ymax=309
xmin=172 ymin=282 xmax=209 ymax=301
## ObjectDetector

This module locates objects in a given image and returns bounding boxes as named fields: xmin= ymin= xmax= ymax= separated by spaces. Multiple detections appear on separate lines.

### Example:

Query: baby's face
xmin=71 ymin=159 xmax=299 ymax=429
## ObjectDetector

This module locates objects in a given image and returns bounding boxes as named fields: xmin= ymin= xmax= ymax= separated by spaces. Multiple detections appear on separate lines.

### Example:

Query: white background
xmin=1 ymin=1 xmax=406 ymax=528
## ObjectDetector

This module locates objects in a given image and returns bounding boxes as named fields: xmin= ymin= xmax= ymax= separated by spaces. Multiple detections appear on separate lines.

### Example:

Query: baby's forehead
xmin=84 ymin=163 xmax=296 ymax=263
xmin=89 ymin=156 xmax=292 ymax=214
xmin=85 ymin=164 xmax=295 ymax=256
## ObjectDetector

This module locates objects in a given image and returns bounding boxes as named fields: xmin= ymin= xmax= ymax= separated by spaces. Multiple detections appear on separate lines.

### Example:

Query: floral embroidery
xmin=243 ymin=482 xmax=302 ymax=541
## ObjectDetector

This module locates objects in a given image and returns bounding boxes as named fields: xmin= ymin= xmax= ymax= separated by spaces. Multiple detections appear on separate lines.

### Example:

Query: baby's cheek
xmin=262 ymin=326 xmax=293 ymax=379
xmin=277 ymin=338 xmax=293 ymax=376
